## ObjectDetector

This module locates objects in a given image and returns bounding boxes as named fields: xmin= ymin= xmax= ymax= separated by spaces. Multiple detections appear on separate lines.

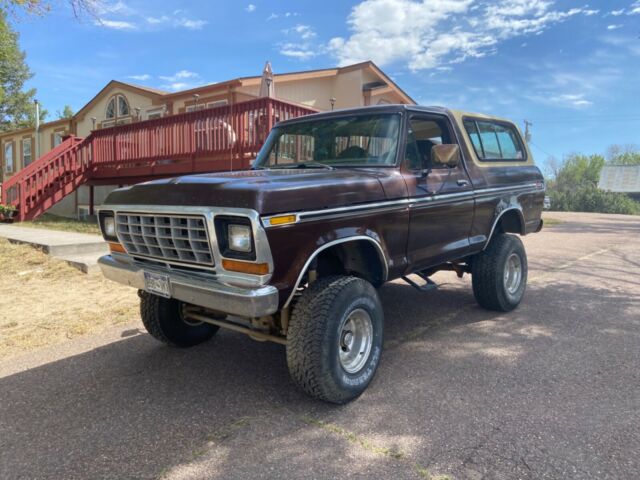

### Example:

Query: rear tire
xmin=471 ymin=234 xmax=528 ymax=312
xmin=139 ymin=292 xmax=218 ymax=347
xmin=287 ymin=275 xmax=384 ymax=404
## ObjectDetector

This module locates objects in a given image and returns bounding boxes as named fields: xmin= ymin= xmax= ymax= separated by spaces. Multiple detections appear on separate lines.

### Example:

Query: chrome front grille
xmin=116 ymin=213 xmax=214 ymax=267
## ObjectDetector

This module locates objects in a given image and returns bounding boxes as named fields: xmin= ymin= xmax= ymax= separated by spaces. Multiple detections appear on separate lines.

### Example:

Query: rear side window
xmin=464 ymin=119 xmax=525 ymax=161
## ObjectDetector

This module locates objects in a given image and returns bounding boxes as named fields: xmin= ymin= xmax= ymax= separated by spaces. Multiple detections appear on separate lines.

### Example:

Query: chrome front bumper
xmin=98 ymin=255 xmax=279 ymax=318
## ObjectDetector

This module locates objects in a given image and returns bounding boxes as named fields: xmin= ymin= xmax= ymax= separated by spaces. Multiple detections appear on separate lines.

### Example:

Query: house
xmin=0 ymin=61 xmax=414 ymax=219
xmin=599 ymin=165 xmax=640 ymax=200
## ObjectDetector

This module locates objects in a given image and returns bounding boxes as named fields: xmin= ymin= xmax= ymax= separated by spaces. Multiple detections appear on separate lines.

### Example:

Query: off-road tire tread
xmin=287 ymin=275 xmax=378 ymax=403
xmin=139 ymin=292 xmax=217 ymax=347
xmin=472 ymin=233 xmax=526 ymax=312
xmin=140 ymin=292 xmax=176 ymax=345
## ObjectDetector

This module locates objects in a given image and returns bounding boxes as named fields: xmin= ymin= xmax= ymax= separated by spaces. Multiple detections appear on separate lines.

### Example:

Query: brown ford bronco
xmin=97 ymin=105 xmax=545 ymax=404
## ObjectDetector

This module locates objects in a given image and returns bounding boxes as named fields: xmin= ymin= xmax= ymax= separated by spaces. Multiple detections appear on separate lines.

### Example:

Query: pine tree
xmin=0 ymin=10 xmax=38 ymax=132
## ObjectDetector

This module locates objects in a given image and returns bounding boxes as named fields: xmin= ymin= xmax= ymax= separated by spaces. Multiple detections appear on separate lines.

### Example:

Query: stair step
xmin=55 ymin=252 xmax=104 ymax=274
xmin=0 ymin=225 xmax=108 ymax=257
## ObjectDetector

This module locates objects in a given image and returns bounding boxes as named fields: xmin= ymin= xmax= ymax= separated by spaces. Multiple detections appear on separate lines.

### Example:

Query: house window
xmin=186 ymin=104 xmax=206 ymax=113
xmin=53 ymin=131 xmax=65 ymax=146
xmin=145 ymin=106 xmax=166 ymax=120
xmin=105 ymin=94 xmax=130 ymax=120
xmin=4 ymin=142 xmax=14 ymax=173
xmin=22 ymin=138 xmax=32 ymax=166
xmin=206 ymin=100 xmax=228 ymax=109
xmin=118 ymin=96 xmax=129 ymax=116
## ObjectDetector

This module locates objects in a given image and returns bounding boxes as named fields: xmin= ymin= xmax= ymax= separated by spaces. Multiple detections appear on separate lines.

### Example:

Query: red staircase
xmin=1 ymin=97 xmax=315 ymax=221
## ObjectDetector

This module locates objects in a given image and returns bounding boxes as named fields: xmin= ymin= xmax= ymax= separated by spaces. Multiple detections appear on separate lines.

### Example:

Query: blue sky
xmin=10 ymin=0 xmax=640 ymax=167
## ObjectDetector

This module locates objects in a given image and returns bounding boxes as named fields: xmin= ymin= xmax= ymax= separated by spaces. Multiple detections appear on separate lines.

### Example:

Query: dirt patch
xmin=0 ymin=238 xmax=139 ymax=360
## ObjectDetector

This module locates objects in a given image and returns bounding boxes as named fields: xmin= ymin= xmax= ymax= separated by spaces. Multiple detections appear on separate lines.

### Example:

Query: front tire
xmin=471 ymin=234 xmax=528 ymax=312
xmin=139 ymin=292 xmax=218 ymax=347
xmin=287 ymin=276 xmax=384 ymax=404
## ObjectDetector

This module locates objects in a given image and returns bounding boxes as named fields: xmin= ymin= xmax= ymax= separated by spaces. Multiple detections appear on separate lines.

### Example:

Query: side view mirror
xmin=431 ymin=144 xmax=460 ymax=168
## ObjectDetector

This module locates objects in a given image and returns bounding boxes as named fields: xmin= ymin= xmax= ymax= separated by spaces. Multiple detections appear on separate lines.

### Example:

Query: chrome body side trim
xmin=98 ymin=204 xmax=274 ymax=287
xmin=282 ymin=235 xmax=389 ymax=309
xmin=98 ymin=254 xmax=279 ymax=318
xmin=262 ymin=182 xmax=541 ymax=227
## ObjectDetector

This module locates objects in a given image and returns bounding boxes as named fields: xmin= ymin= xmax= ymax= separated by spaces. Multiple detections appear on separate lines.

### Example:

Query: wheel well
xmin=495 ymin=209 xmax=525 ymax=236
xmin=313 ymin=240 xmax=386 ymax=287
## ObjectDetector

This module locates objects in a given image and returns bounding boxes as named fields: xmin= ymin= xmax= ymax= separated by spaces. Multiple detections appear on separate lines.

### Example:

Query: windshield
xmin=254 ymin=113 xmax=401 ymax=169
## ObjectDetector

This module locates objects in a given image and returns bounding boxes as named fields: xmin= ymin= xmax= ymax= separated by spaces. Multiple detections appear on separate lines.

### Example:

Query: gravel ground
xmin=0 ymin=211 xmax=638 ymax=480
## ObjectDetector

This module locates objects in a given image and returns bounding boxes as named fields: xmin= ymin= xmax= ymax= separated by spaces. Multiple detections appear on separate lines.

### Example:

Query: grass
xmin=543 ymin=217 xmax=563 ymax=227
xmin=0 ymin=238 xmax=139 ymax=360
xmin=20 ymin=213 xmax=101 ymax=235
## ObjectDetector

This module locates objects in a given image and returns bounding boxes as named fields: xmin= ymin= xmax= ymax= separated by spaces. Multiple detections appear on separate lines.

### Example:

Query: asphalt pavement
xmin=1 ymin=211 xmax=638 ymax=480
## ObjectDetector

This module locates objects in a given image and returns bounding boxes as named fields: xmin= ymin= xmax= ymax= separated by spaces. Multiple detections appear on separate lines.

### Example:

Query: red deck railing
xmin=1 ymin=97 xmax=316 ymax=221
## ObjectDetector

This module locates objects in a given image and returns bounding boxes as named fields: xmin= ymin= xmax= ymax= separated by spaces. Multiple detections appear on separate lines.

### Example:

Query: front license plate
xmin=143 ymin=271 xmax=171 ymax=298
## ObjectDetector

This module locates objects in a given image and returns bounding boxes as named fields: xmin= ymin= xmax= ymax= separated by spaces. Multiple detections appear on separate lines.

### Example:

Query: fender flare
xmin=483 ymin=207 xmax=526 ymax=250
xmin=283 ymin=235 xmax=389 ymax=309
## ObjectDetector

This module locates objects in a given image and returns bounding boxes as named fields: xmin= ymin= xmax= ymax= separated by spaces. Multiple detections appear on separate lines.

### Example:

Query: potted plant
xmin=0 ymin=204 xmax=17 ymax=222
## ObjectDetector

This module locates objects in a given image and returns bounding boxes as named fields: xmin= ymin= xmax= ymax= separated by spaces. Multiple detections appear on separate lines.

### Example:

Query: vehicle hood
xmin=103 ymin=169 xmax=388 ymax=215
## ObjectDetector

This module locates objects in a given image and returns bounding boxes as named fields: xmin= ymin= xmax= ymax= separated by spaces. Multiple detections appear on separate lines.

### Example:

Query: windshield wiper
xmin=269 ymin=161 xmax=335 ymax=170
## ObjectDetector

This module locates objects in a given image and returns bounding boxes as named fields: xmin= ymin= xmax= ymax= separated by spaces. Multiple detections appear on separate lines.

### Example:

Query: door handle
xmin=457 ymin=179 xmax=470 ymax=187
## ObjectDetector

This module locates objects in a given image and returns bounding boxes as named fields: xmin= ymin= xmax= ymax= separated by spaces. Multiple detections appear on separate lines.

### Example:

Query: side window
xmin=405 ymin=116 xmax=452 ymax=170
xmin=464 ymin=119 xmax=525 ymax=161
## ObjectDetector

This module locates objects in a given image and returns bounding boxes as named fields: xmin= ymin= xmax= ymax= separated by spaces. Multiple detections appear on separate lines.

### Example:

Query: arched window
xmin=105 ymin=94 xmax=130 ymax=119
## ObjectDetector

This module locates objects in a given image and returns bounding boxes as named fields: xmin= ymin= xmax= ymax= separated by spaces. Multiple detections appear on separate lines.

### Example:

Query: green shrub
xmin=549 ymin=186 xmax=640 ymax=215
xmin=0 ymin=204 xmax=17 ymax=217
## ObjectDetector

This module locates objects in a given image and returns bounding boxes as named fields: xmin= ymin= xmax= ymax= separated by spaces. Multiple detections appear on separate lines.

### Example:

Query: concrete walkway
xmin=0 ymin=224 xmax=107 ymax=273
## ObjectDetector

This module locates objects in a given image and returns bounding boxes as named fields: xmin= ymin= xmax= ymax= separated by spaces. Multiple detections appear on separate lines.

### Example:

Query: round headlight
xmin=228 ymin=224 xmax=252 ymax=252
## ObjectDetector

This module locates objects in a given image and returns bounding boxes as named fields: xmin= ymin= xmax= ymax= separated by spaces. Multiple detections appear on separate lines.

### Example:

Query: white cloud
xmin=245 ymin=4 xmax=256 ymax=13
xmin=609 ymin=9 xmax=625 ymax=16
xmin=279 ymin=24 xmax=319 ymax=60
xmin=327 ymin=0 xmax=599 ymax=70
xmin=548 ymin=93 xmax=593 ymax=108
xmin=177 ymin=18 xmax=208 ymax=29
xmin=159 ymin=70 xmax=200 ymax=82
xmin=146 ymin=15 xmax=169 ymax=24
xmin=95 ymin=19 xmax=136 ymax=30
xmin=145 ymin=15 xmax=207 ymax=29
xmin=607 ymin=24 xmax=622 ymax=30
xmin=128 ymin=74 xmax=151 ymax=81
xmin=96 ymin=1 xmax=135 ymax=16
xmin=279 ymin=43 xmax=317 ymax=59
xmin=267 ymin=12 xmax=300 ymax=21
xmin=162 ymin=82 xmax=190 ymax=91
xmin=630 ymin=0 xmax=640 ymax=15
xmin=283 ymin=24 xmax=316 ymax=40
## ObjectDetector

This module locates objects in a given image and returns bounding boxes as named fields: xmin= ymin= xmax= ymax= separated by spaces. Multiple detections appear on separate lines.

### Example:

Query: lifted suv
xmin=98 ymin=105 xmax=545 ymax=404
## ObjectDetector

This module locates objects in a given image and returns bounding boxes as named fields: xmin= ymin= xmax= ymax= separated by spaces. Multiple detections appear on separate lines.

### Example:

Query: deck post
xmin=89 ymin=185 xmax=94 ymax=216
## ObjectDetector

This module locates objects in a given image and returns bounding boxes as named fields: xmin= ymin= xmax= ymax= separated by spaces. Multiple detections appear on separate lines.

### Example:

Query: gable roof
xmin=74 ymin=80 xmax=167 ymax=120
xmin=162 ymin=61 xmax=416 ymax=104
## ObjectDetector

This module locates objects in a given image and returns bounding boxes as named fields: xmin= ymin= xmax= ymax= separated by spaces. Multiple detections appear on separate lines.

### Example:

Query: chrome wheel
xmin=338 ymin=308 xmax=373 ymax=374
xmin=504 ymin=253 xmax=523 ymax=295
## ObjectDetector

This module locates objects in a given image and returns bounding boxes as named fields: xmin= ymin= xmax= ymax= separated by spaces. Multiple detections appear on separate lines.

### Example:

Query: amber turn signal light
xmin=108 ymin=242 xmax=127 ymax=254
xmin=267 ymin=214 xmax=297 ymax=226
xmin=222 ymin=259 xmax=269 ymax=275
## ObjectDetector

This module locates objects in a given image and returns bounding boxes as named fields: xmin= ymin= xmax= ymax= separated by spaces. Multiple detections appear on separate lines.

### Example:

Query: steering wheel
xmin=338 ymin=145 xmax=368 ymax=159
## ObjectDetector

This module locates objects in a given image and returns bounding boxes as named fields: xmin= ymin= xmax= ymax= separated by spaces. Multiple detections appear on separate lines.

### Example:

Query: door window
xmin=405 ymin=116 xmax=452 ymax=170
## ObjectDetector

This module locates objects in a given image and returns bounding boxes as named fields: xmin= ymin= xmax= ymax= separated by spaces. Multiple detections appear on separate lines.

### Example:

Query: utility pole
xmin=34 ymin=99 xmax=41 ymax=159
xmin=523 ymin=120 xmax=533 ymax=143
